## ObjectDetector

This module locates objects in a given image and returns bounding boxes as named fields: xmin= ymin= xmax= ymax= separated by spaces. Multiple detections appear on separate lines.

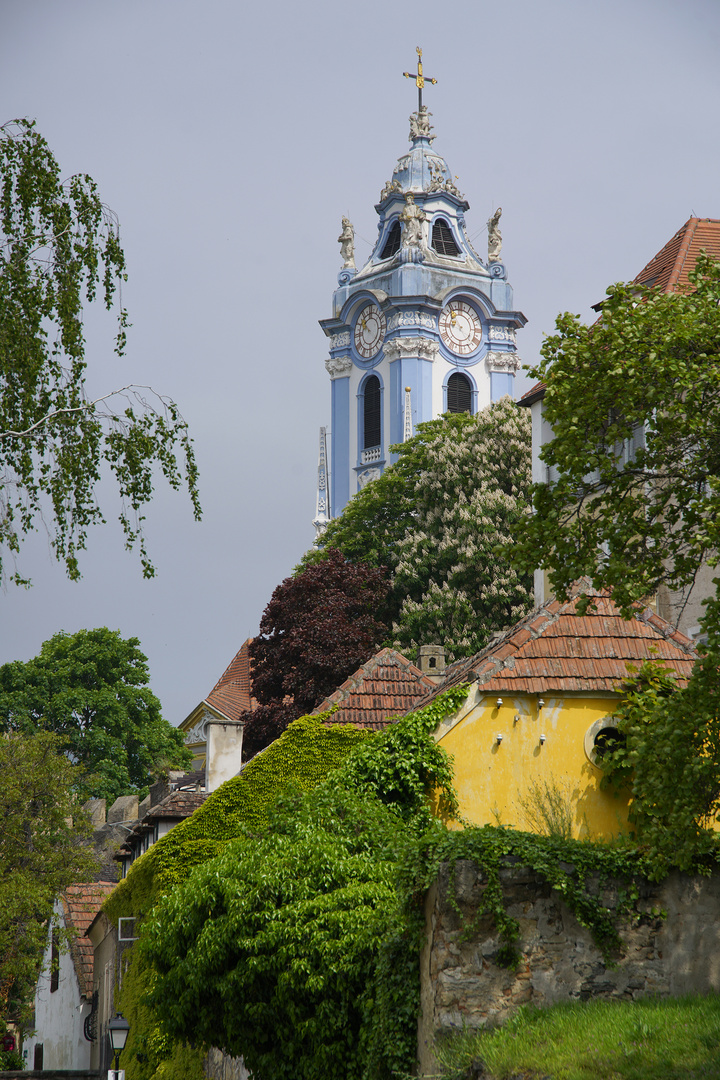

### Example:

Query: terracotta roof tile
xmin=205 ymin=638 xmax=257 ymax=720
xmin=144 ymin=789 xmax=206 ymax=820
xmin=113 ymin=789 xmax=207 ymax=860
xmin=313 ymin=647 xmax=436 ymax=730
xmin=518 ymin=381 xmax=547 ymax=407
xmin=413 ymin=582 xmax=697 ymax=708
xmin=633 ymin=218 xmax=720 ymax=294
xmin=62 ymin=882 xmax=116 ymax=999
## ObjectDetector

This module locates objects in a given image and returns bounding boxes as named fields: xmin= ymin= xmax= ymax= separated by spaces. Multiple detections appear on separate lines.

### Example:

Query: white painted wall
xmin=24 ymin=901 xmax=91 ymax=1070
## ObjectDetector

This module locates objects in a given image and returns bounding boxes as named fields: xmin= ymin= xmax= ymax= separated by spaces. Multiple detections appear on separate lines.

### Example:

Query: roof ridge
xmin=419 ymin=580 xmax=698 ymax=704
xmin=315 ymin=646 xmax=434 ymax=712
xmin=668 ymin=217 xmax=698 ymax=291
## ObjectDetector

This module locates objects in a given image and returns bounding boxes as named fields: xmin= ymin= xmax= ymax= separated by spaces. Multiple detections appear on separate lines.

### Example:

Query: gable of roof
xmin=180 ymin=640 xmax=257 ymax=734
xmin=414 ymin=584 xmax=697 ymax=705
xmin=205 ymin=638 xmax=256 ymax=720
xmin=633 ymin=217 xmax=720 ymax=294
xmin=313 ymin=647 xmax=436 ymax=730
xmin=61 ymin=882 xmax=116 ymax=999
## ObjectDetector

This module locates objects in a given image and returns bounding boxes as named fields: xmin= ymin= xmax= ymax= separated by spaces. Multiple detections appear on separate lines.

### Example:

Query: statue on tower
xmin=409 ymin=105 xmax=435 ymax=143
xmin=338 ymin=217 xmax=356 ymax=269
xmin=399 ymin=193 xmax=427 ymax=252
xmin=487 ymin=207 xmax=503 ymax=263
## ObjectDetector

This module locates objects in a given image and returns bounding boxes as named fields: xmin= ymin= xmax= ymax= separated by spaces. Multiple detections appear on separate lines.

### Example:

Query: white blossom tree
xmin=310 ymin=398 xmax=533 ymax=659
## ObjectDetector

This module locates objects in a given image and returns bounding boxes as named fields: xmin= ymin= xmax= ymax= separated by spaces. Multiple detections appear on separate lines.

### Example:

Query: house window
xmin=34 ymin=1045 xmax=44 ymax=1070
xmin=447 ymin=372 xmax=472 ymax=414
xmin=50 ymin=927 xmax=59 ymax=992
xmin=380 ymin=221 xmax=401 ymax=259
xmin=363 ymin=376 xmax=381 ymax=450
xmin=432 ymin=218 xmax=460 ymax=257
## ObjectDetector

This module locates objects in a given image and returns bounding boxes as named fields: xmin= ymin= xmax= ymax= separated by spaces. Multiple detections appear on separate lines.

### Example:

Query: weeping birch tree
xmin=0 ymin=119 xmax=200 ymax=584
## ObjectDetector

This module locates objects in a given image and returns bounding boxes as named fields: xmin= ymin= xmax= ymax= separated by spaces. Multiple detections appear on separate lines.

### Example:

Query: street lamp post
xmin=107 ymin=1014 xmax=129 ymax=1080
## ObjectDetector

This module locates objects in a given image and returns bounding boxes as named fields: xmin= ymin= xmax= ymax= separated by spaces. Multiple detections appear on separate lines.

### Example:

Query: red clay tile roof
xmin=314 ymin=647 xmax=436 ymax=730
xmin=413 ymin=584 xmax=697 ymax=705
xmin=145 ymin=789 xmax=206 ymax=820
xmin=518 ymin=218 xmax=720 ymax=407
xmin=114 ymin=789 xmax=207 ymax=857
xmin=518 ymin=381 xmax=546 ymax=407
xmin=633 ymin=217 xmax=720 ymax=294
xmin=205 ymin=638 xmax=257 ymax=719
xmin=62 ymin=882 xmax=116 ymax=999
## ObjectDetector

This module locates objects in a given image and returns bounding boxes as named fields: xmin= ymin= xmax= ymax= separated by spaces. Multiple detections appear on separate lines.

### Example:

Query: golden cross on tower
xmin=403 ymin=46 xmax=437 ymax=112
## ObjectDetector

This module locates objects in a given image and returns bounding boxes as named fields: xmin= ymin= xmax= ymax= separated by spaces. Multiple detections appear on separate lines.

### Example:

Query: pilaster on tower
xmin=319 ymin=52 xmax=527 ymax=519
xmin=312 ymin=426 xmax=330 ymax=540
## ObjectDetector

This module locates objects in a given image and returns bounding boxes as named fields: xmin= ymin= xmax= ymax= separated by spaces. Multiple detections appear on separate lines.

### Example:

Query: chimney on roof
xmin=417 ymin=644 xmax=446 ymax=684
xmin=206 ymin=720 xmax=245 ymax=792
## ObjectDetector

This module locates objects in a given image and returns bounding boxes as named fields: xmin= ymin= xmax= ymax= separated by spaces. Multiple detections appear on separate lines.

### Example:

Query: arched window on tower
xmin=363 ymin=375 xmax=381 ymax=450
xmin=447 ymin=372 xmax=473 ymax=414
xmin=431 ymin=218 xmax=460 ymax=257
xmin=380 ymin=221 xmax=401 ymax=259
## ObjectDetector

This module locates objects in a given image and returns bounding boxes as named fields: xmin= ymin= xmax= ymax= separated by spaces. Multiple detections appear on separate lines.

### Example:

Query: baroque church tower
xmin=316 ymin=51 xmax=526 ymax=528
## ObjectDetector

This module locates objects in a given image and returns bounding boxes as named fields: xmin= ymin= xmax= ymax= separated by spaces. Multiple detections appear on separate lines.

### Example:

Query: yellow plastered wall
xmin=435 ymin=688 xmax=631 ymax=840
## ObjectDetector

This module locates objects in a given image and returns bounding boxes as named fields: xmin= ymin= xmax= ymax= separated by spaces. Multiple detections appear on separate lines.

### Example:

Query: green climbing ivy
xmin=403 ymin=823 xmax=665 ymax=969
xmin=105 ymin=711 xmax=370 ymax=923
xmin=114 ymin=689 xmax=466 ymax=1080
xmin=105 ymin=686 xmax=691 ymax=1080
xmin=106 ymin=711 xmax=372 ymax=1080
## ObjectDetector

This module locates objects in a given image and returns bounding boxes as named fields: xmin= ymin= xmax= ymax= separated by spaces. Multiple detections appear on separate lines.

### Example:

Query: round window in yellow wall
xmin=584 ymin=716 xmax=626 ymax=767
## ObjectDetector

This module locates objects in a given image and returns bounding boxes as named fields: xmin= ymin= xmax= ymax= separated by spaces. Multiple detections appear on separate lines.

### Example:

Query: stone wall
xmin=418 ymin=860 xmax=720 ymax=1077
xmin=203 ymin=1047 xmax=250 ymax=1080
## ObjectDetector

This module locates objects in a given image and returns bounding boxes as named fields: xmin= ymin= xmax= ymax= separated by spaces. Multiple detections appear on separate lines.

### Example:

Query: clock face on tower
xmin=439 ymin=300 xmax=483 ymax=356
xmin=353 ymin=303 xmax=386 ymax=359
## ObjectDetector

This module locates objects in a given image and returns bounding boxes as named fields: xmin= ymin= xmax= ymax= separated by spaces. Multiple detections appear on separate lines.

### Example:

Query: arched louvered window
xmin=380 ymin=221 xmax=401 ymax=259
xmin=432 ymin=218 xmax=460 ymax=257
xmin=363 ymin=375 xmax=381 ymax=449
xmin=447 ymin=372 xmax=472 ymax=414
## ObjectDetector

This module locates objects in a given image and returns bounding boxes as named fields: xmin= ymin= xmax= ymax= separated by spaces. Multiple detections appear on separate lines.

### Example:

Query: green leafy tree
xmin=0 ymin=118 xmax=200 ymax=584
xmin=514 ymin=254 xmax=720 ymax=618
xmin=0 ymin=627 xmax=191 ymax=802
xmin=310 ymin=398 xmax=533 ymax=658
xmin=599 ymin=598 xmax=720 ymax=876
xmin=134 ymin=689 xmax=466 ymax=1080
xmin=513 ymin=255 xmax=720 ymax=873
xmin=0 ymin=731 xmax=97 ymax=1029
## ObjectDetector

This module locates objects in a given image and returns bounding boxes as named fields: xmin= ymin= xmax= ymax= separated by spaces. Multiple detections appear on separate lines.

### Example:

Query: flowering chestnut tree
xmin=311 ymin=398 xmax=533 ymax=659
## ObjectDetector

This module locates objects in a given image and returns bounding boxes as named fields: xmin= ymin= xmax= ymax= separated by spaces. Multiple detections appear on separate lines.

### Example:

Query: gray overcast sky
xmin=1 ymin=0 xmax=719 ymax=725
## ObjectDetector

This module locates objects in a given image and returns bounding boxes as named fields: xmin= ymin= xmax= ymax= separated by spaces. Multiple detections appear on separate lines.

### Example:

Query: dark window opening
xmin=34 ymin=1045 xmax=44 ymax=1070
xmin=447 ymin=372 xmax=472 ymax=414
xmin=363 ymin=376 xmax=381 ymax=449
xmin=380 ymin=221 xmax=401 ymax=259
xmin=84 ymin=990 xmax=99 ymax=1043
xmin=593 ymin=727 xmax=626 ymax=762
xmin=432 ymin=218 xmax=460 ymax=257
xmin=50 ymin=927 xmax=59 ymax=992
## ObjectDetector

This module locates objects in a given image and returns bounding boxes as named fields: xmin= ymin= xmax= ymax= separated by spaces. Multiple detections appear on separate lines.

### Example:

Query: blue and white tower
xmin=319 ymin=51 xmax=526 ymax=521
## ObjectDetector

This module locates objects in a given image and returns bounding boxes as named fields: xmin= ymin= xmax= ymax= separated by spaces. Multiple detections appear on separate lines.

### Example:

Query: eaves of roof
xmin=61 ymin=882 xmax=116 ymax=999
xmin=412 ymin=582 xmax=697 ymax=709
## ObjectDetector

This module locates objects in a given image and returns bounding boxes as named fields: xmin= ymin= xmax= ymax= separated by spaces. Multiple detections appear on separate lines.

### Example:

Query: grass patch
xmin=435 ymin=994 xmax=720 ymax=1079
